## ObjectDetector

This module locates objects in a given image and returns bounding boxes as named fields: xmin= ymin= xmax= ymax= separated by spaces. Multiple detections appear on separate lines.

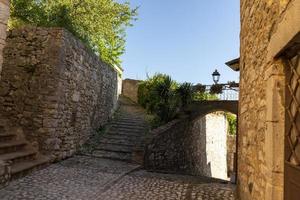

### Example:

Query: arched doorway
xmin=189 ymin=110 xmax=238 ymax=181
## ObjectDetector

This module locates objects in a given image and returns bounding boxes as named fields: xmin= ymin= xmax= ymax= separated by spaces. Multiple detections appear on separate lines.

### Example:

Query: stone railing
xmin=202 ymin=83 xmax=239 ymax=101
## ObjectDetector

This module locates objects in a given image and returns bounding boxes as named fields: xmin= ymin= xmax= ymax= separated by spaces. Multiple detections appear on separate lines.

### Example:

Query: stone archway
xmin=185 ymin=100 xmax=238 ymax=121
xmin=189 ymin=110 xmax=238 ymax=181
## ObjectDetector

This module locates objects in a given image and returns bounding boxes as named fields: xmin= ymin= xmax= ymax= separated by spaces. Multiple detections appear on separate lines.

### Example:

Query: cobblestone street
xmin=0 ymin=156 xmax=235 ymax=200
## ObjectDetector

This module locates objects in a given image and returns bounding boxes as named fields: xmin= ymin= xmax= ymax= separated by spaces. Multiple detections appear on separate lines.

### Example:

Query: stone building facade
xmin=238 ymin=0 xmax=299 ymax=199
xmin=0 ymin=27 xmax=120 ymax=161
xmin=0 ymin=0 xmax=10 ymax=74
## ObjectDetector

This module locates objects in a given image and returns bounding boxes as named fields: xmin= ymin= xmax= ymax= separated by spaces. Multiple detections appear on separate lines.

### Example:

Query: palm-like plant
xmin=176 ymin=82 xmax=193 ymax=108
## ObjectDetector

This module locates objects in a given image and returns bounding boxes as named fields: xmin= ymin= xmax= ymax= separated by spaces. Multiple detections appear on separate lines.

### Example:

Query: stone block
xmin=0 ymin=20 xmax=7 ymax=41
xmin=265 ymin=73 xmax=284 ymax=122
xmin=265 ymin=182 xmax=283 ymax=200
xmin=122 ymin=79 xmax=141 ymax=103
xmin=0 ymin=2 xmax=9 ymax=23
xmin=265 ymin=121 xmax=284 ymax=173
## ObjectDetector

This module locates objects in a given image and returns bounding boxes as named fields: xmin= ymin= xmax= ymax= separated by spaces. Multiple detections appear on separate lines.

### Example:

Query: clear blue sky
xmin=119 ymin=0 xmax=240 ymax=85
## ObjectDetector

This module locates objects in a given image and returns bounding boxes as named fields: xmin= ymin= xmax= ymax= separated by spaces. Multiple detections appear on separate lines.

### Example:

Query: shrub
xmin=193 ymin=92 xmax=218 ymax=101
xmin=176 ymin=82 xmax=193 ymax=108
xmin=138 ymin=74 xmax=183 ymax=124
xmin=138 ymin=74 xmax=221 ymax=126
xmin=194 ymin=84 xmax=206 ymax=93
xmin=226 ymin=113 xmax=237 ymax=135
xmin=210 ymin=84 xmax=223 ymax=94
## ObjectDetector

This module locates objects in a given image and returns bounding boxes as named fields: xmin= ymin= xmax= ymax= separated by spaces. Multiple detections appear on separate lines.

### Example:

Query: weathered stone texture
xmin=238 ymin=0 xmax=293 ymax=199
xmin=0 ymin=0 xmax=10 ymax=74
xmin=189 ymin=112 xmax=228 ymax=180
xmin=0 ymin=27 xmax=119 ymax=161
xmin=122 ymin=79 xmax=141 ymax=103
xmin=145 ymin=118 xmax=188 ymax=173
xmin=227 ymin=135 xmax=236 ymax=179
xmin=145 ymin=112 xmax=232 ymax=180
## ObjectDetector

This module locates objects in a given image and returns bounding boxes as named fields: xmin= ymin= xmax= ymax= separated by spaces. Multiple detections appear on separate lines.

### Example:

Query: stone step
xmin=97 ymin=141 xmax=136 ymax=148
xmin=111 ymin=121 xmax=148 ymax=127
xmin=111 ymin=124 xmax=147 ymax=130
xmin=11 ymin=155 xmax=50 ymax=178
xmin=100 ymin=138 xmax=139 ymax=146
xmin=106 ymin=130 xmax=145 ymax=137
xmin=101 ymin=137 xmax=140 ymax=145
xmin=115 ymin=118 xmax=145 ymax=122
xmin=109 ymin=127 xmax=146 ymax=134
xmin=98 ymin=140 xmax=146 ymax=149
xmin=118 ymin=112 xmax=145 ymax=116
xmin=92 ymin=150 xmax=132 ymax=161
xmin=114 ymin=121 xmax=146 ymax=126
xmin=102 ymin=134 xmax=142 ymax=141
xmin=95 ymin=143 xmax=134 ymax=153
xmin=0 ymin=140 xmax=27 ymax=154
xmin=0 ymin=150 xmax=37 ymax=164
xmin=0 ymin=133 xmax=16 ymax=142
xmin=101 ymin=134 xmax=143 ymax=142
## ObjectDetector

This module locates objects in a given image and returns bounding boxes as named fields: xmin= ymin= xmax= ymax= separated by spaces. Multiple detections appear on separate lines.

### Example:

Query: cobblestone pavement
xmin=0 ymin=156 xmax=235 ymax=200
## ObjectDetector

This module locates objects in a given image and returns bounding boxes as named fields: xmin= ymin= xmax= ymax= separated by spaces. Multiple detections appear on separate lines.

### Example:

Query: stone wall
xmin=189 ymin=112 xmax=228 ymax=180
xmin=0 ymin=27 xmax=120 ymax=161
xmin=0 ymin=0 xmax=10 ymax=74
xmin=227 ymin=135 xmax=236 ymax=178
xmin=122 ymin=79 xmax=140 ymax=103
xmin=145 ymin=118 xmax=188 ymax=173
xmin=145 ymin=112 xmax=230 ymax=180
xmin=238 ymin=0 xmax=294 ymax=199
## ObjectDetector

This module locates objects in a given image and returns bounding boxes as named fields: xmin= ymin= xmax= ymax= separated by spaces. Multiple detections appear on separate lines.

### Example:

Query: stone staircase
xmin=83 ymin=96 xmax=149 ymax=163
xmin=0 ymin=130 xmax=49 ymax=181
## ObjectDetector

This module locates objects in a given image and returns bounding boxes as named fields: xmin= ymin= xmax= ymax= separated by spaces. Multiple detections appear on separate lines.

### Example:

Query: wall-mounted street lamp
xmin=212 ymin=69 xmax=220 ymax=84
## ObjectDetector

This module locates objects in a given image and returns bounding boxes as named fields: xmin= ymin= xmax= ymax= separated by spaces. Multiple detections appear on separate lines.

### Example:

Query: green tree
xmin=9 ymin=0 xmax=138 ymax=67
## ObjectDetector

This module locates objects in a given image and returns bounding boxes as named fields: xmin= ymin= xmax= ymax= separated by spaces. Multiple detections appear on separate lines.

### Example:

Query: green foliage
xmin=194 ymin=84 xmax=206 ymax=93
xmin=193 ymin=92 xmax=218 ymax=101
xmin=138 ymin=73 xmax=223 ymax=126
xmin=226 ymin=113 xmax=237 ymax=135
xmin=9 ymin=0 xmax=138 ymax=67
xmin=176 ymin=82 xmax=193 ymax=107
xmin=138 ymin=74 xmax=182 ymax=124
xmin=210 ymin=84 xmax=223 ymax=94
